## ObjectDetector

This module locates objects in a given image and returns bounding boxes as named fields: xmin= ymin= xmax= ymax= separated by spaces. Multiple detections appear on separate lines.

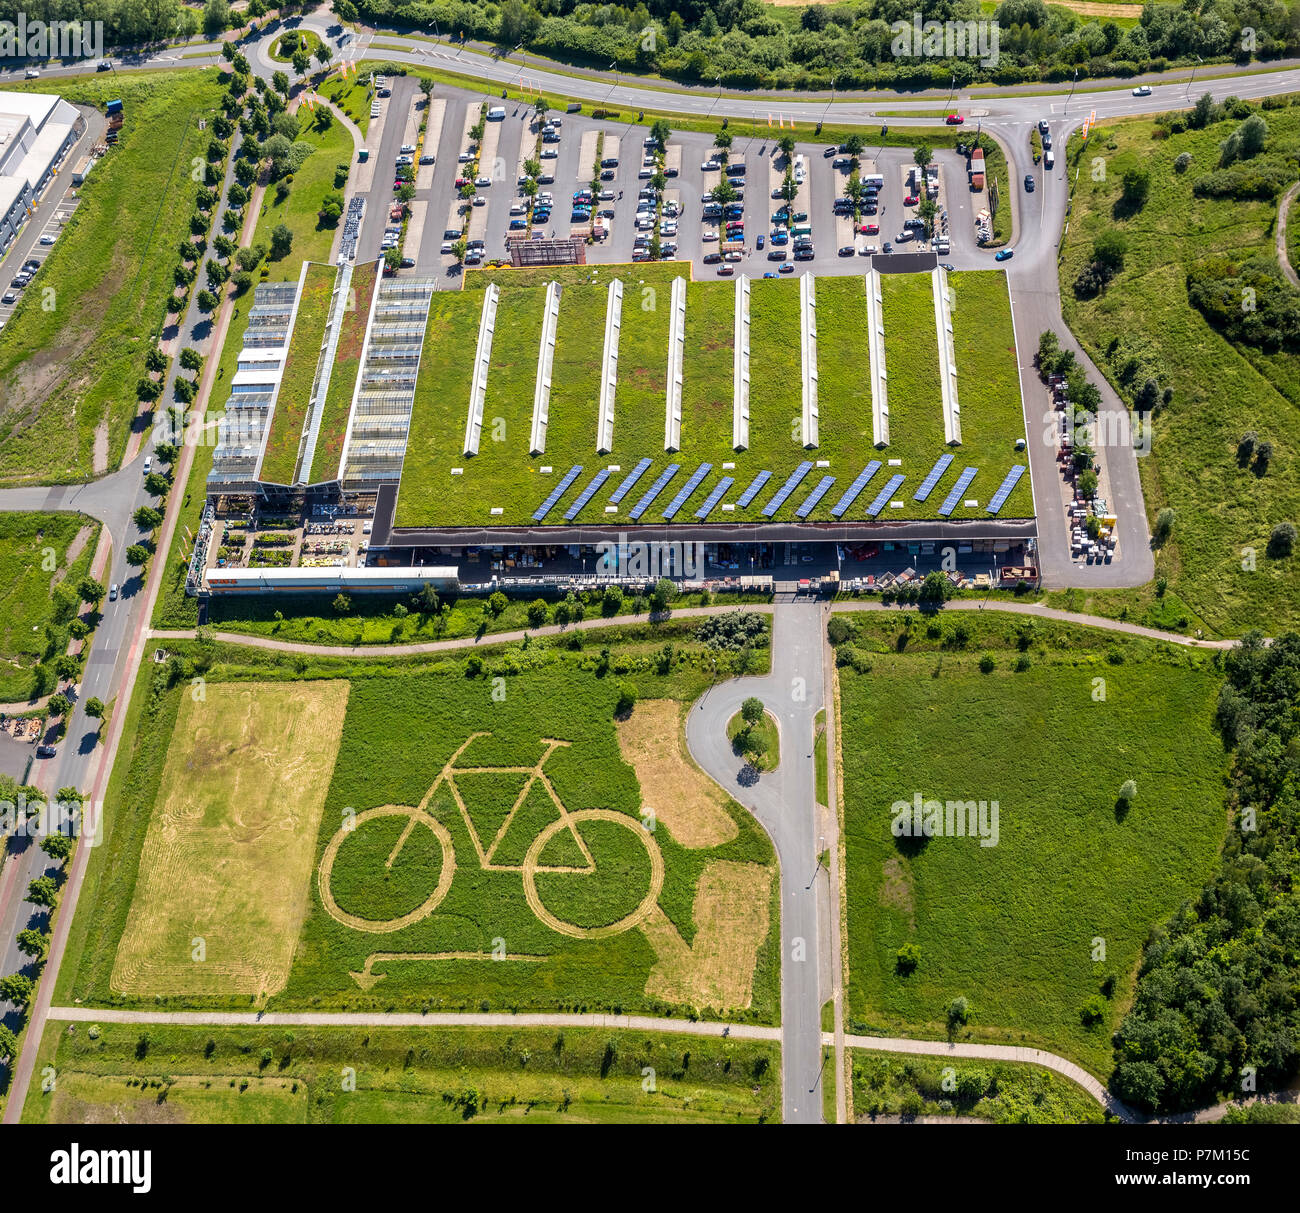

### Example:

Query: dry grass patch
xmin=111 ymin=680 xmax=350 ymax=1000
xmin=642 ymin=860 xmax=771 ymax=1011
xmin=616 ymin=699 xmax=738 ymax=848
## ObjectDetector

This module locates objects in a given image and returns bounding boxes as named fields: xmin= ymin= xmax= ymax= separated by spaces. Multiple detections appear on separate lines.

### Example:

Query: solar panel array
xmin=937 ymin=467 xmax=978 ymax=517
xmin=629 ymin=462 xmax=681 ymax=520
xmin=609 ymin=457 xmax=653 ymax=504
xmin=831 ymin=462 xmax=882 ymax=518
xmin=864 ymin=473 xmax=906 ymax=518
xmin=912 ymin=453 xmax=955 ymax=502
xmin=736 ymin=470 xmax=772 ymax=509
xmin=796 ymin=475 xmax=836 ymax=519
xmin=662 ymin=462 xmax=713 ymax=520
xmin=986 ymin=464 xmax=1027 ymax=515
xmin=694 ymin=475 xmax=734 ymax=519
xmin=563 ymin=467 xmax=613 ymax=520
xmin=761 ymin=461 xmax=814 ymax=518
xmin=532 ymin=464 xmax=583 ymax=522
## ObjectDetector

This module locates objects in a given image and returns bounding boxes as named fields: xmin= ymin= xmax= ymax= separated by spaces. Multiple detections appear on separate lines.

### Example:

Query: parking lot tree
xmin=397 ymin=182 xmax=416 ymax=204
xmin=914 ymin=142 xmax=933 ymax=173
xmin=917 ymin=197 xmax=937 ymax=238
xmin=713 ymin=130 xmax=733 ymax=163
xmin=532 ymin=96 xmax=548 ymax=119
xmin=712 ymin=178 xmax=738 ymax=205
xmin=650 ymin=119 xmax=671 ymax=151
xmin=1079 ymin=468 xmax=1099 ymax=498
xmin=522 ymin=177 xmax=538 ymax=199
xmin=384 ymin=247 xmax=401 ymax=271
xmin=843 ymin=133 xmax=865 ymax=156
xmin=78 ymin=576 xmax=105 ymax=606
xmin=234 ymin=156 xmax=258 ymax=187
xmin=452 ymin=239 xmax=468 ymax=264
xmin=780 ymin=168 xmax=797 ymax=204
xmin=212 ymin=233 xmax=237 ymax=259
xmin=459 ymin=181 xmax=477 ymax=201
xmin=778 ymin=133 xmax=796 ymax=159
xmin=652 ymin=169 xmax=667 ymax=192
xmin=523 ymin=156 xmax=541 ymax=179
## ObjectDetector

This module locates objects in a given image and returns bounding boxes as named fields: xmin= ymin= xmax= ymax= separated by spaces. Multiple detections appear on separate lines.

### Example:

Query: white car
xmin=458 ymin=152 xmax=473 ymax=162
xmin=472 ymin=196 xmax=486 ymax=207
xmin=440 ymin=242 xmax=453 ymax=254
xmin=25 ymin=68 xmax=40 ymax=79
xmin=702 ymin=231 xmax=719 ymax=242
xmin=475 ymin=175 xmax=491 ymax=187
xmin=39 ymin=234 xmax=56 ymax=245
xmin=541 ymin=148 xmax=558 ymax=159
xmin=1132 ymin=85 xmax=1152 ymax=97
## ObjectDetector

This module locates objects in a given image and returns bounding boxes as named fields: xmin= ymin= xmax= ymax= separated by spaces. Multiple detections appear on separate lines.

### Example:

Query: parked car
xmin=837 ymin=245 xmax=855 ymax=257
xmin=904 ymin=194 xmax=919 ymax=207
xmin=702 ymin=252 xmax=722 ymax=264
xmin=823 ymin=146 xmax=837 ymax=157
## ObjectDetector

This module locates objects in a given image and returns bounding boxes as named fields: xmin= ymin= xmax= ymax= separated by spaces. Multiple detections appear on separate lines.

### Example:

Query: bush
xmin=827 ymin=616 xmax=852 ymax=646
xmin=615 ymin=681 xmax=637 ymax=716
xmin=1118 ymin=778 xmax=1137 ymax=803
xmin=895 ymin=942 xmax=920 ymax=975
xmin=696 ymin=610 xmax=767 ymax=651
xmin=1267 ymin=521 xmax=1296 ymax=558
xmin=978 ymin=653 xmax=995 ymax=673
xmin=526 ymin=598 xmax=549 ymax=628
xmin=1154 ymin=507 xmax=1177 ymax=545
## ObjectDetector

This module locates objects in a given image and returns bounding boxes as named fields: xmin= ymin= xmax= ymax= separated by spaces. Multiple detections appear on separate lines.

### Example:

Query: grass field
xmin=259 ymin=262 xmax=335 ymax=486
xmin=835 ymin=612 xmax=1228 ymax=1077
xmin=727 ymin=708 xmax=780 ymax=771
xmin=395 ymin=269 xmax=1031 ymax=527
xmin=63 ymin=620 xmax=780 ymax=1021
xmin=256 ymin=108 xmax=353 ymax=278
xmin=110 ymin=681 xmax=349 ymax=999
xmin=24 ymin=1022 xmax=780 ymax=1124
xmin=0 ymin=71 xmax=224 ymax=484
xmin=0 ymin=512 xmax=99 ymax=703
xmin=849 ymin=1048 xmax=1105 ymax=1124
xmin=310 ymin=260 xmax=377 ymax=483
xmin=318 ymin=74 xmax=373 ymax=138
xmin=1060 ymin=104 xmax=1300 ymax=634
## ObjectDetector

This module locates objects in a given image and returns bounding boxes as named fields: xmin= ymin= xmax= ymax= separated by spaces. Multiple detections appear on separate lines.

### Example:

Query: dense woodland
xmin=1111 ymin=634 xmax=1300 ymax=1113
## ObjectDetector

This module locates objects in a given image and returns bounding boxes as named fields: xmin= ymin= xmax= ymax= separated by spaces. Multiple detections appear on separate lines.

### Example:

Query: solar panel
xmin=629 ymin=462 xmax=681 ymax=520
xmin=563 ymin=467 xmax=613 ymax=520
xmin=694 ymin=475 xmax=734 ymax=519
xmin=795 ymin=475 xmax=836 ymax=519
xmin=831 ymin=461 xmax=882 ymax=518
xmin=912 ymin=453 xmax=955 ymax=502
xmin=662 ymin=462 xmax=713 ymax=520
xmin=761 ymin=461 xmax=814 ymax=518
xmin=864 ymin=473 xmax=906 ymax=518
xmin=937 ymin=467 xmax=978 ymax=517
xmin=609 ymin=457 xmax=653 ymax=504
xmin=532 ymin=465 xmax=583 ymax=522
xmin=985 ymin=464 xmax=1027 ymax=514
xmin=736 ymin=470 xmax=772 ymax=509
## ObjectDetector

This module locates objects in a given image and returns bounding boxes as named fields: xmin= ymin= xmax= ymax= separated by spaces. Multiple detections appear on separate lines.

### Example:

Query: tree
xmin=914 ymin=142 xmax=933 ymax=172
xmin=314 ymin=44 xmax=334 ymax=69
xmin=145 ymin=472 xmax=170 ymax=498
xmin=452 ymin=239 xmax=468 ymax=264
xmin=777 ymin=133 xmax=796 ymax=159
xmin=918 ymin=570 xmax=954 ymax=604
xmin=741 ymin=696 xmax=763 ymax=727
xmin=125 ymin=544 xmax=149 ymax=568
xmin=332 ymin=593 xmax=352 ymax=614
xmin=780 ymin=168 xmax=797 ymax=204
xmin=203 ymin=0 xmax=230 ymax=38
xmin=649 ymin=577 xmax=677 ymax=613
xmin=27 ymin=875 xmax=58 ymax=907
xmin=47 ymin=693 xmax=70 ymax=718
xmin=84 ymin=697 xmax=106 ymax=719
xmin=197 ymin=288 xmax=218 ymax=312
xmin=0 ymin=1025 xmax=17 ymax=1062
xmin=270 ymin=222 xmax=294 ymax=260
xmin=843 ymin=133 xmax=865 ymax=156
xmin=1121 ymin=167 xmax=1150 ymax=208
xmin=0 ymin=973 xmax=34 ymax=1006
xmin=1118 ymin=778 xmax=1138 ymax=804
xmin=526 ymin=599 xmax=548 ymax=628
xmin=271 ymin=70 xmax=290 ymax=97
xmin=1154 ymin=507 xmax=1177 ymax=545
xmin=291 ymin=49 xmax=311 ymax=76
xmin=1267 ymin=521 xmax=1296 ymax=558
xmin=41 ymin=833 xmax=72 ymax=863
xmin=488 ymin=591 xmax=508 ymax=616
xmin=1079 ymin=468 xmax=1099 ymax=498
xmin=946 ymin=995 xmax=971 ymax=1032
xmin=179 ymin=346 xmax=204 ymax=374
xmin=16 ymin=928 xmax=48 ymax=960
xmin=650 ymin=119 xmax=671 ymax=151
xmin=145 ymin=345 xmax=168 ymax=374
xmin=413 ymin=583 xmax=440 ymax=614
xmin=133 ymin=505 xmax=162 ymax=530
xmin=615 ymin=682 xmax=637 ymax=716
xmin=1092 ymin=228 xmax=1127 ymax=274
xmin=78 ymin=576 xmax=105 ymax=605
xmin=895 ymin=942 xmax=920 ymax=975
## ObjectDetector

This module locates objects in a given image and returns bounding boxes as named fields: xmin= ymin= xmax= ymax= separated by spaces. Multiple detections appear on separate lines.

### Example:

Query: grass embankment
xmin=1060 ymin=104 xmax=1300 ymax=634
xmin=0 ymin=71 xmax=223 ymax=483
xmin=0 ymin=513 xmax=99 ymax=702
xmin=60 ymin=617 xmax=781 ymax=1023
xmin=849 ymin=1048 xmax=1105 ymax=1124
xmin=835 ymin=611 xmax=1228 ymax=1078
xmin=23 ymin=1022 xmax=779 ymax=1124
xmin=259 ymin=263 xmax=336 ymax=486
xmin=309 ymin=260 xmax=377 ymax=483
xmin=318 ymin=73 xmax=374 ymax=138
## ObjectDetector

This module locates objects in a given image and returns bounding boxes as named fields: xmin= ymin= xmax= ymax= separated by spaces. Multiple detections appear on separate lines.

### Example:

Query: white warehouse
xmin=0 ymin=91 xmax=80 ymax=253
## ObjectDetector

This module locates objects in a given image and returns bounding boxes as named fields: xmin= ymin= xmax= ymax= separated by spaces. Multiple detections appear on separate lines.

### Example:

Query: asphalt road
xmin=686 ymin=600 xmax=828 ymax=1123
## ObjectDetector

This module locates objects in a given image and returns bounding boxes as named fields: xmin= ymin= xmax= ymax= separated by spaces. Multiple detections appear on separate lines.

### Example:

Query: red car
xmin=945 ymin=113 xmax=964 ymax=125
xmin=904 ymin=194 xmax=919 ymax=207
xmin=860 ymin=222 xmax=879 ymax=235
xmin=455 ymin=176 xmax=470 ymax=187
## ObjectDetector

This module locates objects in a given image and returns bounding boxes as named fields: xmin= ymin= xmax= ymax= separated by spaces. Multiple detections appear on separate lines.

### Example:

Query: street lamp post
xmin=1065 ymin=67 xmax=1079 ymax=113
xmin=706 ymin=76 xmax=723 ymax=119
xmin=822 ymin=76 xmax=835 ymax=127
xmin=1186 ymin=54 xmax=1203 ymax=97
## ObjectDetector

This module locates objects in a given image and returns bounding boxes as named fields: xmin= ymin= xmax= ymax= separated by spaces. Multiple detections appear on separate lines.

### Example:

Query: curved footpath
xmin=1277 ymin=181 xmax=1300 ymax=290
xmin=149 ymin=596 xmax=1243 ymax=657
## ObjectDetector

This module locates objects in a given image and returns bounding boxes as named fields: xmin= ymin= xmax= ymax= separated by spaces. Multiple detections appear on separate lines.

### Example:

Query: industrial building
xmin=0 ymin=91 xmax=80 ymax=254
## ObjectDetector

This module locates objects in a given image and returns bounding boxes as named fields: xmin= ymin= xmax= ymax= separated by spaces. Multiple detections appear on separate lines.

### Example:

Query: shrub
xmin=978 ymin=653 xmax=995 ymax=673
xmin=895 ymin=942 xmax=920 ymax=975
xmin=1267 ymin=521 xmax=1296 ymax=558
xmin=1154 ymin=508 xmax=1177 ymax=545
xmin=827 ymin=616 xmax=852 ymax=646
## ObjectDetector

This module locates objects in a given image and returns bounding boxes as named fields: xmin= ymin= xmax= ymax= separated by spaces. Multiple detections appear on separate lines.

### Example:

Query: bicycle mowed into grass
xmin=318 ymin=730 xmax=664 ymax=948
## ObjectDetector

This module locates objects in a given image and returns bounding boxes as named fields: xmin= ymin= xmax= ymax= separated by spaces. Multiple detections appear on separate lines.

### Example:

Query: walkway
xmin=1277 ymin=181 xmax=1300 ymax=289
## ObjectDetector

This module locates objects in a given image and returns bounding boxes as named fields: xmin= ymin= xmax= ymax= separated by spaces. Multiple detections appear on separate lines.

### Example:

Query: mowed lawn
xmin=838 ymin=621 xmax=1227 ymax=1076
xmin=0 ymin=71 xmax=224 ymax=483
xmin=0 ymin=512 xmax=98 ymax=702
xmin=23 ymin=1023 xmax=780 ymax=1124
xmin=1060 ymin=105 xmax=1300 ymax=634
